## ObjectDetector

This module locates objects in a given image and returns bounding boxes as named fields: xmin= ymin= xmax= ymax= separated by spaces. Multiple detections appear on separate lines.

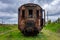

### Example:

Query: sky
xmin=0 ymin=0 xmax=60 ymax=24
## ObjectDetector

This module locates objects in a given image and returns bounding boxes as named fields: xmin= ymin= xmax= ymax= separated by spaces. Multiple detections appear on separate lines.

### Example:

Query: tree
xmin=47 ymin=20 xmax=51 ymax=24
xmin=55 ymin=18 xmax=60 ymax=23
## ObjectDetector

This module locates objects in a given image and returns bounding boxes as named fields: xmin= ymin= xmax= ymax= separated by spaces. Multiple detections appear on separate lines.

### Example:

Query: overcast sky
xmin=0 ymin=0 xmax=60 ymax=24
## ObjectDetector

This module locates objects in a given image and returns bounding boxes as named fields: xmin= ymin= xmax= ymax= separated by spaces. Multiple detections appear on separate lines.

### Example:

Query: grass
xmin=0 ymin=29 xmax=48 ymax=40
xmin=45 ymin=23 xmax=60 ymax=33
xmin=0 ymin=23 xmax=60 ymax=40
xmin=0 ymin=24 xmax=17 ymax=34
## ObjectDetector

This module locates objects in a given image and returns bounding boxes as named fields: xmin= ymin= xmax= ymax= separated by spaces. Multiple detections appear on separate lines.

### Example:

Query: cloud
xmin=0 ymin=12 xmax=18 ymax=24
xmin=4 ymin=18 xmax=18 ymax=24
xmin=46 ymin=15 xmax=60 ymax=22
xmin=43 ymin=0 xmax=60 ymax=14
xmin=0 ymin=0 xmax=18 ymax=24
xmin=0 ymin=0 xmax=60 ymax=24
xmin=42 ymin=0 xmax=60 ymax=22
xmin=0 ymin=0 xmax=18 ymax=4
xmin=0 ymin=0 xmax=18 ymax=13
xmin=0 ymin=12 xmax=17 ymax=17
xmin=0 ymin=1 xmax=8 ymax=9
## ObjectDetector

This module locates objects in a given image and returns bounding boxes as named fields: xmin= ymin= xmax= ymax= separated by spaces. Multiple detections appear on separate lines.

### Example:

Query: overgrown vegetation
xmin=0 ymin=18 xmax=60 ymax=40
xmin=45 ymin=18 xmax=60 ymax=33
xmin=0 ymin=24 xmax=18 ymax=34
xmin=45 ymin=23 xmax=60 ymax=33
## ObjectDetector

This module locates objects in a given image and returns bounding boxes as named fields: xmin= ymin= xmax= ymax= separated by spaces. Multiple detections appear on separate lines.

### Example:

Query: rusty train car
xmin=18 ymin=3 xmax=45 ymax=36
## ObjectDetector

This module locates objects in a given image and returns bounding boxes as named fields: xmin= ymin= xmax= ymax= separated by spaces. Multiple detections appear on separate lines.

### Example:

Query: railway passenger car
xmin=18 ymin=3 xmax=45 ymax=36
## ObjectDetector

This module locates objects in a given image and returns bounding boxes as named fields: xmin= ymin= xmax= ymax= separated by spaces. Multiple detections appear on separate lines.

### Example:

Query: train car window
xmin=36 ymin=10 xmax=39 ymax=18
xmin=22 ymin=10 xmax=25 ymax=18
xmin=29 ymin=9 xmax=33 ymax=18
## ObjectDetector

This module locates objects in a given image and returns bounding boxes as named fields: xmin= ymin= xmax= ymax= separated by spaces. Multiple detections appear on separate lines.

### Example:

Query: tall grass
xmin=0 ymin=24 xmax=60 ymax=40
xmin=45 ymin=23 xmax=60 ymax=33
xmin=0 ymin=24 xmax=18 ymax=33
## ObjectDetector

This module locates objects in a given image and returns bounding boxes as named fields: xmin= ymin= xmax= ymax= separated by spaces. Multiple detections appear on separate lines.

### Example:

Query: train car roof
xmin=18 ymin=3 xmax=42 ymax=9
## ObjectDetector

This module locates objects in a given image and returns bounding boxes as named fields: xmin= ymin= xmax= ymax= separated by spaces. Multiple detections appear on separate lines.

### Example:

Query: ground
xmin=0 ymin=24 xmax=60 ymax=40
